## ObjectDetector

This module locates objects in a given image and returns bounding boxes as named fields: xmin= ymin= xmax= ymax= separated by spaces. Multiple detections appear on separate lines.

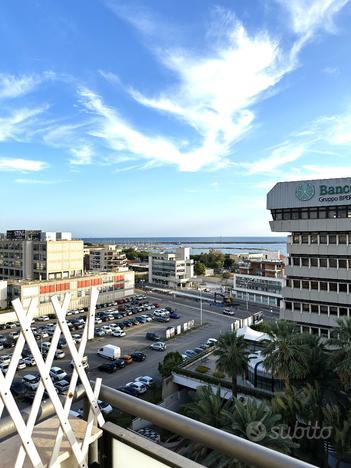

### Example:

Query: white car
xmin=39 ymin=316 xmax=50 ymax=321
xmin=126 ymin=382 xmax=147 ymax=394
xmin=55 ymin=349 xmax=66 ymax=359
xmin=0 ymin=354 xmax=11 ymax=365
xmin=135 ymin=376 xmax=154 ymax=387
xmin=50 ymin=367 xmax=67 ymax=381
xmin=98 ymin=400 xmax=113 ymax=415
xmin=101 ymin=325 xmax=112 ymax=335
xmin=0 ymin=363 xmax=9 ymax=374
xmin=112 ymin=330 xmax=126 ymax=337
xmin=54 ymin=379 xmax=70 ymax=394
xmin=23 ymin=356 xmax=36 ymax=366
xmin=149 ymin=342 xmax=166 ymax=351
xmin=22 ymin=374 xmax=40 ymax=390
xmin=206 ymin=338 xmax=218 ymax=346
xmin=72 ymin=334 xmax=82 ymax=343
xmin=17 ymin=359 xmax=27 ymax=370
xmin=140 ymin=315 xmax=152 ymax=322
xmin=95 ymin=318 xmax=102 ymax=324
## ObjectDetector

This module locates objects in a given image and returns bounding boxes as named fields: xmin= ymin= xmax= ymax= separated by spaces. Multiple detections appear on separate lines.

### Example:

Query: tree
xmin=182 ymin=385 xmax=232 ymax=428
xmin=158 ymin=352 xmax=183 ymax=378
xmin=328 ymin=317 xmax=351 ymax=391
xmin=261 ymin=320 xmax=309 ymax=388
xmin=214 ymin=331 xmax=249 ymax=398
xmin=194 ymin=262 xmax=206 ymax=276
xmin=222 ymin=272 xmax=231 ymax=279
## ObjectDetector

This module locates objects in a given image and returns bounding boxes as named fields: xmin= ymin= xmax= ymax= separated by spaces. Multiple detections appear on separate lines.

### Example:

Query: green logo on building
xmin=295 ymin=183 xmax=315 ymax=201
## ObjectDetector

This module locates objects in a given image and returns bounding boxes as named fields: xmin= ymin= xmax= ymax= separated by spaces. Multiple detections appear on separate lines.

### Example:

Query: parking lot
xmin=0 ymin=288 xmax=274 ymax=411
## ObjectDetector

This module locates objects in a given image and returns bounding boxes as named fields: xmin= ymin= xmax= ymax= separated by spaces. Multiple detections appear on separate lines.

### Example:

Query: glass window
xmin=320 ymin=305 xmax=328 ymax=314
xmin=319 ymin=258 xmax=327 ymax=268
xmin=329 ymin=258 xmax=337 ymax=268
xmin=320 ymin=329 xmax=329 ymax=338
xmin=301 ymin=258 xmax=309 ymax=267
xmin=310 ymin=209 xmax=318 ymax=219
xmin=293 ymin=302 xmax=301 ymax=311
xmin=339 ymin=259 xmax=347 ymax=269
xmin=339 ymin=308 xmax=348 ymax=317
xmin=302 ymin=280 xmax=309 ymax=289
xmin=293 ymin=280 xmax=301 ymax=288
xmin=310 ymin=258 xmax=318 ymax=267
xmin=328 ymin=208 xmax=337 ymax=219
xmin=293 ymin=257 xmax=300 ymax=266
xmin=302 ymin=303 xmax=310 ymax=312
xmin=283 ymin=210 xmax=290 ymax=220
xmin=338 ymin=207 xmax=347 ymax=218
xmin=302 ymin=326 xmax=310 ymax=333
xmin=310 ymin=234 xmax=318 ymax=244
xmin=311 ymin=281 xmax=318 ymax=290
xmin=339 ymin=283 xmax=347 ymax=293
xmin=339 ymin=234 xmax=347 ymax=244
xmin=311 ymin=304 xmax=319 ymax=313
xmin=286 ymin=279 xmax=291 ymax=287
xmin=319 ymin=208 xmax=327 ymax=219
xmin=301 ymin=209 xmax=309 ymax=219
xmin=301 ymin=234 xmax=309 ymax=244
xmin=292 ymin=234 xmax=300 ymax=244
xmin=329 ymin=283 xmax=337 ymax=292
xmin=320 ymin=234 xmax=327 ymax=244
xmin=291 ymin=210 xmax=299 ymax=220
xmin=329 ymin=307 xmax=338 ymax=315
xmin=311 ymin=327 xmax=319 ymax=335
xmin=329 ymin=235 xmax=337 ymax=244
xmin=275 ymin=210 xmax=282 ymax=220
xmin=285 ymin=301 xmax=292 ymax=310
xmin=320 ymin=282 xmax=328 ymax=291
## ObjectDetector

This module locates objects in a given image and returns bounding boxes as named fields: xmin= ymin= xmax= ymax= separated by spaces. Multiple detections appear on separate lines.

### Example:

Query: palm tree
xmin=322 ymin=403 xmax=351 ymax=467
xmin=182 ymin=385 xmax=233 ymax=428
xmin=328 ymin=317 xmax=351 ymax=391
xmin=158 ymin=351 xmax=183 ymax=378
xmin=213 ymin=330 xmax=249 ymax=398
xmin=261 ymin=320 xmax=309 ymax=388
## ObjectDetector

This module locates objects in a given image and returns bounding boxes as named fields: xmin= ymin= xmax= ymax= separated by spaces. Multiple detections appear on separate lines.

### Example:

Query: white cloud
xmin=0 ymin=158 xmax=48 ymax=172
xmin=69 ymin=145 xmax=93 ymax=165
xmin=0 ymin=106 xmax=47 ymax=142
xmin=240 ymin=143 xmax=306 ymax=175
xmin=98 ymin=70 xmax=122 ymax=87
xmin=15 ymin=178 xmax=61 ymax=184
xmin=278 ymin=0 xmax=349 ymax=37
xmin=0 ymin=73 xmax=40 ymax=99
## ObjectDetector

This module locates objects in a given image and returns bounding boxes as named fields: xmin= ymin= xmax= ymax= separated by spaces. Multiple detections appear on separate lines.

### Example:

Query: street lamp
xmin=200 ymin=289 xmax=203 ymax=326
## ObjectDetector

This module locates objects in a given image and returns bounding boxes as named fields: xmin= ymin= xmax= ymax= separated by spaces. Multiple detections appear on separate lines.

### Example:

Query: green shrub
xmin=195 ymin=365 xmax=209 ymax=373
xmin=213 ymin=370 xmax=225 ymax=379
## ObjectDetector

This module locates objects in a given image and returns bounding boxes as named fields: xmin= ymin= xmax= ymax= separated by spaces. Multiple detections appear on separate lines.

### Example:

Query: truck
xmin=97 ymin=344 xmax=121 ymax=360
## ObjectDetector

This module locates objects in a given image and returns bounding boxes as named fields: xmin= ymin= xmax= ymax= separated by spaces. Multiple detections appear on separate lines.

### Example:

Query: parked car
xmin=112 ymin=330 xmax=126 ymax=337
xmin=140 ymin=315 xmax=152 ymax=322
xmin=126 ymin=382 xmax=147 ymax=394
xmin=116 ymin=386 xmax=139 ymax=397
xmin=8 ymin=331 xmax=20 ymax=340
xmin=0 ymin=363 xmax=9 ymax=374
xmin=149 ymin=342 xmax=166 ymax=351
xmin=49 ymin=367 xmax=67 ymax=381
xmin=54 ymin=379 xmax=70 ymax=394
xmin=223 ymin=309 xmax=235 ymax=316
xmin=206 ymin=338 xmax=218 ymax=347
xmin=55 ymin=349 xmax=65 ymax=359
xmin=97 ymin=345 xmax=121 ymax=360
xmin=11 ymin=379 xmax=28 ymax=398
xmin=38 ymin=316 xmax=50 ymax=322
xmin=134 ymin=376 xmax=154 ymax=387
xmin=145 ymin=332 xmax=161 ymax=342
xmin=130 ymin=352 xmax=146 ymax=362
xmin=123 ymin=354 xmax=133 ymax=365
xmin=23 ymin=355 xmax=36 ymax=366
xmin=98 ymin=400 xmax=113 ymax=415
xmin=70 ymin=355 xmax=88 ymax=369
xmin=193 ymin=347 xmax=205 ymax=354
xmin=22 ymin=374 xmax=40 ymax=390
xmin=95 ymin=328 xmax=106 ymax=337
xmin=17 ymin=359 xmax=27 ymax=370
xmin=72 ymin=334 xmax=82 ymax=343
xmin=169 ymin=312 xmax=180 ymax=319
xmin=184 ymin=350 xmax=197 ymax=358
xmin=0 ymin=354 xmax=11 ymax=365
xmin=98 ymin=362 xmax=119 ymax=373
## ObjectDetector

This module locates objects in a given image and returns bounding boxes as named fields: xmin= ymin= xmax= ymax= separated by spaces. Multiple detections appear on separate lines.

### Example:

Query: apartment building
xmin=148 ymin=247 xmax=194 ymax=288
xmin=6 ymin=270 xmax=134 ymax=317
xmin=85 ymin=244 xmax=128 ymax=272
xmin=0 ymin=230 xmax=83 ymax=281
xmin=267 ymin=177 xmax=351 ymax=337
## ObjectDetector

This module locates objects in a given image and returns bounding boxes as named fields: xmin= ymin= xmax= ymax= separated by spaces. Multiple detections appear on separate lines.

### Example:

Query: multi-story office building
xmin=0 ymin=230 xmax=83 ymax=281
xmin=85 ymin=245 xmax=128 ymax=272
xmin=233 ymin=274 xmax=284 ymax=308
xmin=6 ymin=270 xmax=134 ymax=318
xmin=237 ymin=258 xmax=285 ymax=277
xmin=267 ymin=177 xmax=351 ymax=337
xmin=148 ymin=247 xmax=194 ymax=288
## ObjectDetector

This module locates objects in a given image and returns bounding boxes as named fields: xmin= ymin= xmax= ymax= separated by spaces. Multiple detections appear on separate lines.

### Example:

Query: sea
xmin=82 ymin=236 xmax=288 ymax=256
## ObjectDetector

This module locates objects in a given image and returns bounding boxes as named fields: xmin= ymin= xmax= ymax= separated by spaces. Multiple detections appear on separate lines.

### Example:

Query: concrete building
xmin=6 ymin=270 xmax=134 ymax=318
xmin=85 ymin=245 xmax=128 ymax=272
xmin=0 ymin=230 xmax=83 ymax=281
xmin=148 ymin=247 xmax=194 ymax=288
xmin=267 ymin=177 xmax=351 ymax=337
xmin=0 ymin=281 xmax=7 ymax=309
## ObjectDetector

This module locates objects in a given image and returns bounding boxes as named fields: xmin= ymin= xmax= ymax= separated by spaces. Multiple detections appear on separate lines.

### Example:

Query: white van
xmin=97 ymin=344 xmax=121 ymax=360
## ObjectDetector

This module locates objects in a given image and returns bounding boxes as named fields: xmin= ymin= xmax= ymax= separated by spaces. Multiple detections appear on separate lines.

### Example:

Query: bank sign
xmin=295 ymin=182 xmax=351 ymax=203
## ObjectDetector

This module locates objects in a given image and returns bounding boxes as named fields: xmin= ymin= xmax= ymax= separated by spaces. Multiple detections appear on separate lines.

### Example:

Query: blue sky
xmin=1 ymin=0 xmax=351 ymax=237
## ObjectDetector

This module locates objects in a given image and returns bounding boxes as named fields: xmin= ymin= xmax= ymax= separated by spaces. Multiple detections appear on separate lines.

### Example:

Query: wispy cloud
xmin=0 ymin=73 xmax=40 ymax=100
xmin=69 ymin=145 xmax=93 ymax=165
xmin=15 ymin=178 xmax=62 ymax=184
xmin=0 ymin=106 xmax=48 ymax=142
xmin=0 ymin=158 xmax=48 ymax=172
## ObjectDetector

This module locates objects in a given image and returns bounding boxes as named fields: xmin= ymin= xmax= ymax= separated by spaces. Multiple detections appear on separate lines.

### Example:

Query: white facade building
xmin=148 ymin=247 xmax=194 ymax=288
xmin=233 ymin=274 xmax=284 ymax=308
xmin=0 ymin=280 xmax=7 ymax=309
xmin=86 ymin=245 xmax=128 ymax=272
xmin=267 ymin=177 xmax=351 ymax=337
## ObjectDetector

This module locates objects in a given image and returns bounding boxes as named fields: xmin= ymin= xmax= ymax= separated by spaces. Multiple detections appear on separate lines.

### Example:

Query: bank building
xmin=267 ymin=177 xmax=351 ymax=337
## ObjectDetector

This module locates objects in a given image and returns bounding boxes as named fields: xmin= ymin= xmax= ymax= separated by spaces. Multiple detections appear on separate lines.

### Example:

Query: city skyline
xmin=1 ymin=0 xmax=351 ymax=236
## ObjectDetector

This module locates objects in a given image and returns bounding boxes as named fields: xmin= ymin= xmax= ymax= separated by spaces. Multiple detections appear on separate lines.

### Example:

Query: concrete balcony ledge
xmin=0 ymin=415 xmax=102 ymax=468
